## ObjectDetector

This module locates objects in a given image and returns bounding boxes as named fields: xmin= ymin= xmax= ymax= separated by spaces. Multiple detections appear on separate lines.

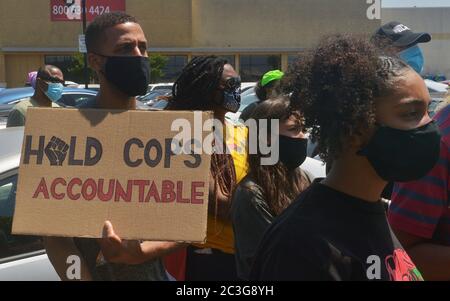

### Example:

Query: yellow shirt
xmin=226 ymin=123 xmax=249 ymax=184
xmin=194 ymin=123 xmax=249 ymax=254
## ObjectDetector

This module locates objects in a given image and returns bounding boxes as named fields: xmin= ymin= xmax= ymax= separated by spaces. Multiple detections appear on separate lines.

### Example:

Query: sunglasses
xmin=223 ymin=76 xmax=241 ymax=91
xmin=38 ymin=75 xmax=66 ymax=86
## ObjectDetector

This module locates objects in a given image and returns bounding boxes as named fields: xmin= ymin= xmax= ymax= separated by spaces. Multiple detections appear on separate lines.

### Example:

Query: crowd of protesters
xmin=7 ymin=12 xmax=449 ymax=281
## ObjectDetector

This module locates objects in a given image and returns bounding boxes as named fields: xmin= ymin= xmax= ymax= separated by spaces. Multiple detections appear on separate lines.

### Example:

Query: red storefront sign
xmin=50 ymin=0 xmax=126 ymax=22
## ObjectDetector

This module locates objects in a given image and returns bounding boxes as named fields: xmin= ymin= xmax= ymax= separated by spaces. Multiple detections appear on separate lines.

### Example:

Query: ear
xmin=88 ymin=53 xmax=105 ymax=72
xmin=349 ymin=127 xmax=375 ymax=151
xmin=348 ymin=134 xmax=363 ymax=151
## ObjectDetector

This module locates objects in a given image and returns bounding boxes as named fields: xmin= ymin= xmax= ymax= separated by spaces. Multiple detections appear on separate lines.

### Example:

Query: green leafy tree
xmin=67 ymin=53 xmax=169 ymax=84
xmin=149 ymin=54 xmax=168 ymax=83
xmin=67 ymin=53 xmax=96 ymax=84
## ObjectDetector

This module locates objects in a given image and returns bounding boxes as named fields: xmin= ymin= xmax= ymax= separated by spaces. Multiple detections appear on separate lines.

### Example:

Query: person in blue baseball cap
xmin=372 ymin=21 xmax=431 ymax=74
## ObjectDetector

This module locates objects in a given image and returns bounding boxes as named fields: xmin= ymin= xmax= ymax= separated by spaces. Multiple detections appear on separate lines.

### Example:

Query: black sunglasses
xmin=223 ymin=76 xmax=241 ymax=91
xmin=38 ymin=75 xmax=66 ymax=86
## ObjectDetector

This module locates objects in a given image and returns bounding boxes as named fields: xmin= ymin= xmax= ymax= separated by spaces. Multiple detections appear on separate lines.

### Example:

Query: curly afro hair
xmin=285 ymin=34 xmax=411 ymax=161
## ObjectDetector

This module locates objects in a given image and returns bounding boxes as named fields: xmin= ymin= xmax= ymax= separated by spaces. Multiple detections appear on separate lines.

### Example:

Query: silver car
xmin=0 ymin=127 xmax=59 ymax=280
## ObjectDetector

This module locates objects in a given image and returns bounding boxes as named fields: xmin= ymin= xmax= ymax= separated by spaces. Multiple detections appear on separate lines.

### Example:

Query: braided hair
xmin=167 ymin=55 xmax=237 ymax=221
xmin=168 ymin=56 xmax=228 ymax=111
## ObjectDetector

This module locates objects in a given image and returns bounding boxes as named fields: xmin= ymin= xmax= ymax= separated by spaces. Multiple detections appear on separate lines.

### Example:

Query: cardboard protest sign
xmin=12 ymin=108 xmax=212 ymax=242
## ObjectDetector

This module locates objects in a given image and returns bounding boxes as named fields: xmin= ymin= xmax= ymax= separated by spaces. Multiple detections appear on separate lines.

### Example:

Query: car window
xmin=0 ymin=174 xmax=44 ymax=261
xmin=59 ymin=93 xmax=96 ymax=107
xmin=152 ymin=100 xmax=169 ymax=109
xmin=153 ymin=85 xmax=172 ymax=90
xmin=141 ymin=91 xmax=161 ymax=102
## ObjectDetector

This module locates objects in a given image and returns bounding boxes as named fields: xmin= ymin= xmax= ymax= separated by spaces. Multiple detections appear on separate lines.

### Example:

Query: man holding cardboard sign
xmin=14 ymin=108 xmax=211 ymax=280
xmin=13 ymin=12 xmax=199 ymax=281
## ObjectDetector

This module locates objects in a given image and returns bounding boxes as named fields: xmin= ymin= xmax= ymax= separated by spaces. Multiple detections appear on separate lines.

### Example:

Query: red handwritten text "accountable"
xmin=32 ymin=178 xmax=205 ymax=204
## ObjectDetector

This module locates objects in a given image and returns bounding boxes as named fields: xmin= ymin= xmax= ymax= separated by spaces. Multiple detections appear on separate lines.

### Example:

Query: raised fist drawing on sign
xmin=45 ymin=136 xmax=69 ymax=166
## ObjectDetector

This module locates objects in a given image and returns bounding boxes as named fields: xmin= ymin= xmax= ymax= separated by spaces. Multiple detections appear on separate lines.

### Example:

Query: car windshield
xmin=139 ymin=90 xmax=171 ymax=102
xmin=152 ymin=100 xmax=169 ymax=109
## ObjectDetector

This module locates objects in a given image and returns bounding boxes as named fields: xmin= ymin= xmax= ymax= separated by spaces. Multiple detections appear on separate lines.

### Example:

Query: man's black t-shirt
xmin=250 ymin=183 xmax=424 ymax=281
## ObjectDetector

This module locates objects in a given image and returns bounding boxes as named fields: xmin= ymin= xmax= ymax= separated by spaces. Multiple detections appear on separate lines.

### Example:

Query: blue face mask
xmin=399 ymin=45 xmax=424 ymax=74
xmin=44 ymin=83 xmax=64 ymax=102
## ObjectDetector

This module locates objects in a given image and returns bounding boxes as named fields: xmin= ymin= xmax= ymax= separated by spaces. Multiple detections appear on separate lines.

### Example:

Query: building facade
xmin=0 ymin=0 xmax=380 ymax=87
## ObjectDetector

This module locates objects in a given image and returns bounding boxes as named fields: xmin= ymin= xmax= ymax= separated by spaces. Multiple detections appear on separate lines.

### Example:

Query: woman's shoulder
xmin=233 ymin=176 xmax=269 ymax=211
xmin=299 ymin=168 xmax=315 ymax=184
xmin=232 ymin=175 xmax=274 ymax=224
xmin=235 ymin=175 xmax=264 ymax=196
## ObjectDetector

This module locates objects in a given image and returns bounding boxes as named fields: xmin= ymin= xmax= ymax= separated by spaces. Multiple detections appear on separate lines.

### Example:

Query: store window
xmin=160 ymin=55 xmax=188 ymax=82
xmin=240 ymin=55 xmax=281 ymax=82
xmin=288 ymin=54 xmax=301 ymax=67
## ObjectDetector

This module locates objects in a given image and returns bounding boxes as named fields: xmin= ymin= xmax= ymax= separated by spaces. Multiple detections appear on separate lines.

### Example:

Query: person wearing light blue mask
xmin=398 ymin=44 xmax=425 ymax=74
xmin=372 ymin=21 xmax=431 ymax=75
xmin=44 ymin=82 xmax=64 ymax=102
xmin=7 ymin=65 xmax=63 ymax=127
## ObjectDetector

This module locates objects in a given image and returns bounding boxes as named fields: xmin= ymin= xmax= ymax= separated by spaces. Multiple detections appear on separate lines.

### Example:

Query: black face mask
xmin=100 ymin=55 xmax=150 ymax=97
xmin=357 ymin=121 xmax=441 ymax=182
xmin=278 ymin=135 xmax=308 ymax=170
xmin=216 ymin=76 xmax=241 ymax=113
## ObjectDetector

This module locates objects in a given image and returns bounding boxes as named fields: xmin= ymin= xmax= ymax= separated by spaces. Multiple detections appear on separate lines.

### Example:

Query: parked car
xmin=0 ymin=106 xmax=13 ymax=129
xmin=64 ymin=81 xmax=79 ymax=88
xmin=149 ymin=99 xmax=169 ymax=111
xmin=147 ymin=83 xmax=173 ymax=93
xmin=425 ymin=79 xmax=449 ymax=94
xmin=241 ymin=82 xmax=256 ymax=93
xmin=441 ymin=80 xmax=450 ymax=87
xmin=76 ymin=84 xmax=100 ymax=91
xmin=0 ymin=88 xmax=39 ymax=105
xmin=137 ymin=89 xmax=172 ymax=106
xmin=0 ymin=87 xmax=97 ymax=107
xmin=0 ymin=87 xmax=97 ymax=129
xmin=0 ymin=126 xmax=60 ymax=280
xmin=424 ymin=80 xmax=449 ymax=117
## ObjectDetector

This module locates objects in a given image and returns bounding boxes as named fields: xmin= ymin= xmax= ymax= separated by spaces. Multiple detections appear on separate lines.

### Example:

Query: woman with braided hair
xmin=166 ymin=55 xmax=247 ymax=280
